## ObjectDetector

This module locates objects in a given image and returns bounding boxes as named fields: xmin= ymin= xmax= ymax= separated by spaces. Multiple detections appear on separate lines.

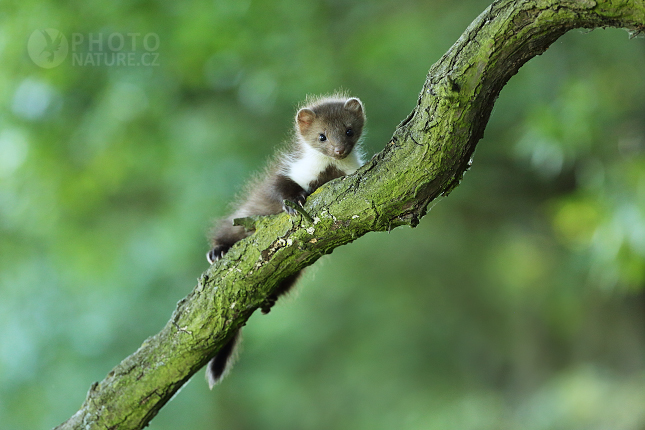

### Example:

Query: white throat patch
xmin=286 ymin=142 xmax=363 ymax=192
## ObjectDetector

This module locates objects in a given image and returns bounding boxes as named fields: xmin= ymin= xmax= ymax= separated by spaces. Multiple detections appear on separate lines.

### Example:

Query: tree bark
xmin=55 ymin=1 xmax=645 ymax=429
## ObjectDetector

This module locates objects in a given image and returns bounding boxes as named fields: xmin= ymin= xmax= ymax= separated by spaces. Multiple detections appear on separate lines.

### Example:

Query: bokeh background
xmin=2 ymin=0 xmax=645 ymax=429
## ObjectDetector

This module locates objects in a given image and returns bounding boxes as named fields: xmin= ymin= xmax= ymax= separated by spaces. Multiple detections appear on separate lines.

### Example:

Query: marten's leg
xmin=261 ymin=271 xmax=302 ymax=314
xmin=274 ymin=174 xmax=308 ymax=215
xmin=207 ymin=221 xmax=246 ymax=264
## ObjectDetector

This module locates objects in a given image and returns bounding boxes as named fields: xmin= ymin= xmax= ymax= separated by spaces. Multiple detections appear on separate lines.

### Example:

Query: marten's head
xmin=296 ymin=97 xmax=365 ymax=160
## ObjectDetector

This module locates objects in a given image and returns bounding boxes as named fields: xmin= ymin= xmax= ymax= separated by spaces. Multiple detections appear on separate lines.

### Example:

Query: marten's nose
xmin=334 ymin=147 xmax=346 ymax=157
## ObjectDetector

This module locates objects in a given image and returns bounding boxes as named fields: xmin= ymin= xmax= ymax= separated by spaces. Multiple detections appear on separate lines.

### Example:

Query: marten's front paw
xmin=207 ymin=245 xmax=230 ymax=264
xmin=282 ymin=201 xmax=298 ymax=215
xmin=282 ymin=192 xmax=307 ymax=215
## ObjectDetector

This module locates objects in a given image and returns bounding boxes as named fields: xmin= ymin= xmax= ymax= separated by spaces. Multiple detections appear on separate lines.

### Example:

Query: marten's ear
xmin=297 ymin=108 xmax=316 ymax=132
xmin=344 ymin=98 xmax=363 ymax=113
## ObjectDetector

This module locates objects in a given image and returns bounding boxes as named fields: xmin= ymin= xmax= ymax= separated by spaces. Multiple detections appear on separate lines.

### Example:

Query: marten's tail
xmin=206 ymin=329 xmax=242 ymax=389
xmin=205 ymin=272 xmax=303 ymax=387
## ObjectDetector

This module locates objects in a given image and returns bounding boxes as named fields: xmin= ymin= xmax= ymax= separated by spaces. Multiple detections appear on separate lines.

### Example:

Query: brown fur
xmin=207 ymin=94 xmax=365 ymax=261
xmin=205 ymin=94 xmax=366 ymax=388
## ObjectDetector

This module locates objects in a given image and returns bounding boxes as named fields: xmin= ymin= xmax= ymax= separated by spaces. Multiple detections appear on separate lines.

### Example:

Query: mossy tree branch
xmin=55 ymin=1 xmax=645 ymax=429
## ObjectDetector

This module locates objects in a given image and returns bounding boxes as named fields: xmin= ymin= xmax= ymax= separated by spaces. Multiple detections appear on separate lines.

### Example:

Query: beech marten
xmin=206 ymin=94 xmax=366 ymax=388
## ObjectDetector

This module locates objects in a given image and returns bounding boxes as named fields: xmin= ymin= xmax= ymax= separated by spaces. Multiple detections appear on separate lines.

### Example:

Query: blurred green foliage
xmin=1 ymin=0 xmax=645 ymax=429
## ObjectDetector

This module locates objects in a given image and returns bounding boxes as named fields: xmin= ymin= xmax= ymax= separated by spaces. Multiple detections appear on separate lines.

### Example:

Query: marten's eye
xmin=346 ymin=128 xmax=354 ymax=137
xmin=319 ymin=134 xmax=327 ymax=142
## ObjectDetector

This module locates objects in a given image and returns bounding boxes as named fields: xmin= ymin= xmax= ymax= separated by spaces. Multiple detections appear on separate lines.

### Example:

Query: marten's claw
xmin=207 ymin=245 xmax=230 ymax=264
xmin=282 ymin=201 xmax=297 ymax=215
